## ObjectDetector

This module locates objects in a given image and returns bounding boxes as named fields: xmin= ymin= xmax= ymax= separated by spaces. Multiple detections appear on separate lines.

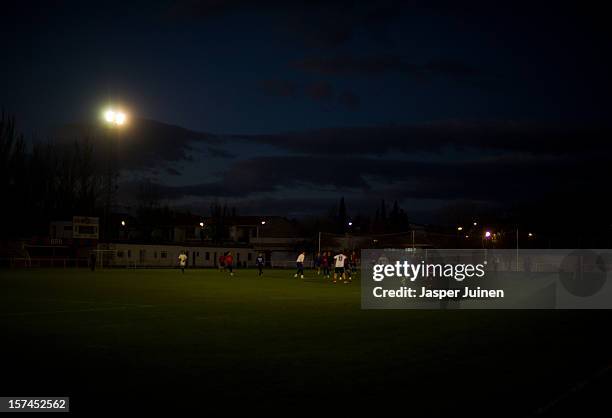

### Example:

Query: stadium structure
xmin=0 ymin=212 xmax=471 ymax=269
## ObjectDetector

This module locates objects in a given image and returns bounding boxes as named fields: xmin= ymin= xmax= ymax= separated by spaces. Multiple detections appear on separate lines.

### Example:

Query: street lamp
xmin=257 ymin=220 xmax=266 ymax=239
xmin=199 ymin=222 xmax=205 ymax=241
xmin=457 ymin=226 xmax=463 ymax=231
xmin=348 ymin=221 xmax=353 ymax=227
xmin=485 ymin=231 xmax=492 ymax=239
xmin=121 ymin=220 xmax=126 ymax=227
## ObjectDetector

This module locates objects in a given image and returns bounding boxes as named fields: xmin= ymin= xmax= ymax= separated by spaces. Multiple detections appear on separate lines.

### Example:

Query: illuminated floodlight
xmin=105 ymin=110 xmax=115 ymax=122
xmin=348 ymin=221 xmax=353 ymax=226
xmin=457 ymin=226 xmax=463 ymax=231
xmin=103 ymin=108 xmax=127 ymax=125
xmin=484 ymin=231 xmax=492 ymax=238
xmin=115 ymin=112 xmax=126 ymax=125
xmin=199 ymin=222 xmax=204 ymax=227
xmin=121 ymin=220 xmax=126 ymax=226
xmin=473 ymin=222 xmax=478 ymax=226
xmin=528 ymin=232 xmax=533 ymax=237
xmin=261 ymin=221 xmax=266 ymax=225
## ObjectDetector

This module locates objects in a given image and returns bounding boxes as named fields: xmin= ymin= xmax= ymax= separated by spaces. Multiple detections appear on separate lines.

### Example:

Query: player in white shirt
xmin=294 ymin=251 xmax=305 ymax=279
xmin=333 ymin=251 xmax=347 ymax=283
xmin=178 ymin=251 xmax=188 ymax=274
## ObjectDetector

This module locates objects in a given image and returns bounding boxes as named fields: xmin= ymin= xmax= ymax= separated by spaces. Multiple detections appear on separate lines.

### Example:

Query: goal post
xmin=90 ymin=249 xmax=117 ymax=269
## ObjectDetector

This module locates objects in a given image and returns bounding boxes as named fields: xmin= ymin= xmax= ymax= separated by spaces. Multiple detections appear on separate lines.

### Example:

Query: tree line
xmin=1 ymin=111 xmax=103 ymax=238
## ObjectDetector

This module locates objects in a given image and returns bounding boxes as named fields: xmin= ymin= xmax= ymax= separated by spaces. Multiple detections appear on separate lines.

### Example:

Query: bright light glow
xmin=465 ymin=235 xmax=469 ymax=238
xmin=121 ymin=220 xmax=126 ymax=226
xmin=485 ymin=231 xmax=491 ymax=238
xmin=457 ymin=226 xmax=463 ymax=231
xmin=199 ymin=222 xmax=204 ymax=227
xmin=348 ymin=221 xmax=353 ymax=226
xmin=473 ymin=222 xmax=478 ymax=226
xmin=261 ymin=221 xmax=266 ymax=225
xmin=528 ymin=232 xmax=533 ymax=237
xmin=103 ymin=108 xmax=127 ymax=125
xmin=115 ymin=112 xmax=126 ymax=125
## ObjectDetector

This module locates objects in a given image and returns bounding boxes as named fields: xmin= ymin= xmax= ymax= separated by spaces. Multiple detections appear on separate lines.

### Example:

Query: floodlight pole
xmin=103 ymin=126 xmax=120 ymax=242
xmin=101 ymin=108 xmax=126 ymax=242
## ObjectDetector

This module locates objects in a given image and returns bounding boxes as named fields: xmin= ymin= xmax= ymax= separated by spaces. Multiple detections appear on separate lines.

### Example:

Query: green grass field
xmin=0 ymin=267 xmax=610 ymax=415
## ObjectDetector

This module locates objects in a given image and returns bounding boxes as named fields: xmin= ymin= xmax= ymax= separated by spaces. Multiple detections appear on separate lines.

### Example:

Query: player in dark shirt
xmin=321 ymin=252 xmax=330 ymax=279
xmin=314 ymin=252 xmax=321 ymax=275
xmin=344 ymin=254 xmax=353 ymax=283
xmin=256 ymin=253 xmax=264 ymax=276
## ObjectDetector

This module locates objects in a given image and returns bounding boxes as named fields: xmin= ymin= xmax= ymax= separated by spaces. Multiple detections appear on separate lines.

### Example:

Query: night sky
xmin=3 ymin=1 xmax=611 ymax=221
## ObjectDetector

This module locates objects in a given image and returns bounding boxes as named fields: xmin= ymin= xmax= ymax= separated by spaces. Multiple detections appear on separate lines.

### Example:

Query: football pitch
xmin=0 ymin=267 xmax=610 ymax=415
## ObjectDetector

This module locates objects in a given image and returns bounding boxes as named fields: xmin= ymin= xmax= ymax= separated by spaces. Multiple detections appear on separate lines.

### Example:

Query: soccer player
xmin=314 ymin=252 xmax=321 ymax=275
xmin=218 ymin=253 xmax=225 ymax=271
xmin=321 ymin=251 xmax=330 ymax=279
xmin=178 ymin=251 xmax=188 ymax=274
xmin=294 ymin=251 xmax=305 ymax=279
xmin=344 ymin=253 xmax=352 ymax=284
xmin=256 ymin=252 xmax=264 ymax=276
xmin=350 ymin=251 xmax=358 ymax=274
xmin=333 ymin=251 xmax=347 ymax=284
xmin=224 ymin=251 xmax=234 ymax=277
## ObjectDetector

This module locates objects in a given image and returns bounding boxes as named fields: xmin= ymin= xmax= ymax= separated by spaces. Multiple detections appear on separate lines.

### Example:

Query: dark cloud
xmin=53 ymin=117 xmax=219 ymax=170
xmin=164 ymin=156 xmax=369 ymax=199
xmin=304 ymin=81 xmax=334 ymax=102
xmin=292 ymin=55 xmax=481 ymax=81
xmin=158 ymin=153 xmax=607 ymax=206
xmin=233 ymin=121 xmax=612 ymax=156
xmin=168 ymin=1 xmax=403 ymax=48
xmin=166 ymin=167 xmax=182 ymax=176
xmin=206 ymin=146 xmax=235 ymax=159
xmin=259 ymin=79 xmax=360 ymax=110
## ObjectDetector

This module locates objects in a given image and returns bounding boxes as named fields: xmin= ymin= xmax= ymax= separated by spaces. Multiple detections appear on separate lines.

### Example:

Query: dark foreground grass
xmin=0 ymin=268 xmax=610 ymax=415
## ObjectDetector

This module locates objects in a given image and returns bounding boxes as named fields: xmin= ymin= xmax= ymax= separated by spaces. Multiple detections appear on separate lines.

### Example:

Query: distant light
xmin=348 ymin=221 xmax=353 ymax=226
xmin=465 ymin=235 xmax=469 ymax=238
xmin=121 ymin=220 xmax=126 ymax=227
xmin=485 ymin=231 xmax=491 ymax=238
xmin=457 ymin=226 xmax=463 ymax=231
xmin=199 ymin=222 xmax=204 ymax=227
xmin=528 ymin=232 xmax=533 ymax=237
xmin=261 ymin=221 xmax=266 ymax=225
xmin=473 ymin=222 xmax=478 ymax=226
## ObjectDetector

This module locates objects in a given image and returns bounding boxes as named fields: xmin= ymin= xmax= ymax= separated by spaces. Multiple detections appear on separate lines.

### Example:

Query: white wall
xmin=102 ymin=243 xmax=256 ymax=268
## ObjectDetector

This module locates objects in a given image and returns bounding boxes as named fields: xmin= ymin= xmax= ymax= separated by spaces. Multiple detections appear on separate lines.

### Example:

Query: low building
xmin=97 ymin=242 xmax=257 ymax=268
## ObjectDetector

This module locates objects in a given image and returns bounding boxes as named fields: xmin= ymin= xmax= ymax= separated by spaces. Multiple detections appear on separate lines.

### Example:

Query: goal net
xmin=91 ymin=249 xmax=119 ymax=269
